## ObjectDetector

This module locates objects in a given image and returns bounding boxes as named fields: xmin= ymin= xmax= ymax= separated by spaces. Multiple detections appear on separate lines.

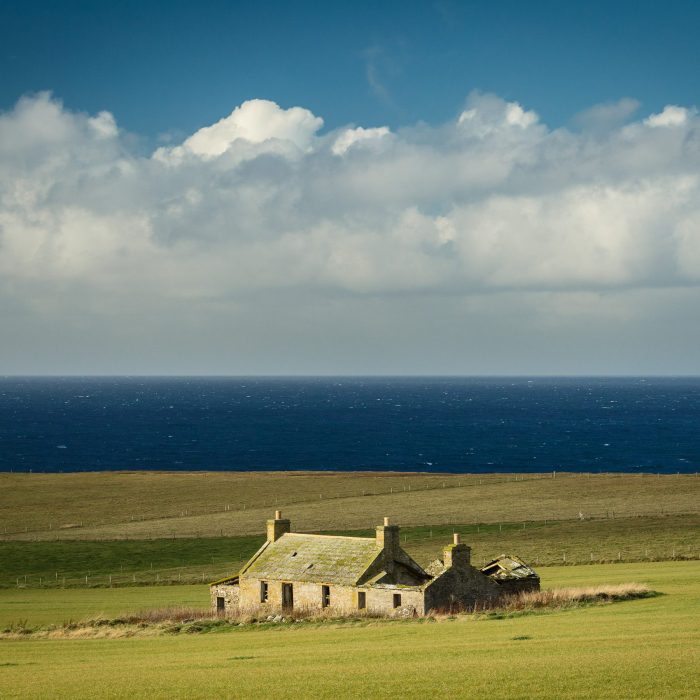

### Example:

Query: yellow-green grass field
xmin=2 ymin=471 xmax=698 ymax=540
xmin=1 ymin=561 xmax=699 ymax=699
xmin=2 ymin=515 xmax=698 ymax=589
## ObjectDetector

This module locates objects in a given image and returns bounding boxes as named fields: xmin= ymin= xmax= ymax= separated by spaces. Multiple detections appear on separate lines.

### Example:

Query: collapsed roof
xmin=480 ymin=555 xmax=539 ymax=583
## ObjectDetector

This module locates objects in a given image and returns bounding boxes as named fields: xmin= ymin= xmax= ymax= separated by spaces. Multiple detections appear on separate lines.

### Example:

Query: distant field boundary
xmin=3 ymin=514 xmax=698 ymax=589
xmin=2 ymin=470 xmax=697 ymax=539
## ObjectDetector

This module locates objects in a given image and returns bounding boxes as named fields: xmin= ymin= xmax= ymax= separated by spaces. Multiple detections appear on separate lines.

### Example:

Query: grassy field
xmin=1 ymin=472 xmax=698 ymax=697
xmin=2 ymin=514 xmax=699 ymax=589
xmin=1 ymin=561 xmax=698 ymax=699
xmin=2 ymin=471 xmax=698 ymax=540
xmin=0 ymin=585 xmax=208 ymax=628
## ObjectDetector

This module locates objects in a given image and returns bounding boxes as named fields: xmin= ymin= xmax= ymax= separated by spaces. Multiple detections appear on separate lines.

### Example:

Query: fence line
xmin=3 ymin=471 xmax=698 ymax=538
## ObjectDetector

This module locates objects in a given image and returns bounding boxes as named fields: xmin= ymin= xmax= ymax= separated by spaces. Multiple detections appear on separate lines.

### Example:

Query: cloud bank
xmin=1 ymin=92 xmax=699 ymax=373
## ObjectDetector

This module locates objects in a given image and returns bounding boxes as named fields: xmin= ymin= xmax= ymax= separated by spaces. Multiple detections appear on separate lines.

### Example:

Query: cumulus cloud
xmin=331 ymin=126 xmax=391 ymax=155
xmin=153 ymin=98 xmax=323 ymax=163
xmin=1 ymin=90 xmax=700 ymax=373
xmin=644 ymin=105 xmax=693 ymax=128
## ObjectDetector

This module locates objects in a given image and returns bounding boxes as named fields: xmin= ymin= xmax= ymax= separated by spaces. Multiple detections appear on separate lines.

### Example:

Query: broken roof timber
xmin=480 ymin=555 xmax=539 ymax=581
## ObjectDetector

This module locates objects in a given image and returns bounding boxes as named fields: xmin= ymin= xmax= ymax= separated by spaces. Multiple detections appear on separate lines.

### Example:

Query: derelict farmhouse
xmin=211 ymin=511 xmax=539 ymax=616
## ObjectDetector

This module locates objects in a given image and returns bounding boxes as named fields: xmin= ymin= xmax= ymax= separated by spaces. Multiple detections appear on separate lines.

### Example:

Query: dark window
xmin=322 ymin=585 xmax=331 ymax=608
xmin=260 ymin=581 xmax=269 ymax=603
xmin=357 ymin=591 xmax=366 ymax=610
xmin=216 ymin=596 xmax=225 ymax=612
xmin=393 ymin=593 xmax=402 ymax=608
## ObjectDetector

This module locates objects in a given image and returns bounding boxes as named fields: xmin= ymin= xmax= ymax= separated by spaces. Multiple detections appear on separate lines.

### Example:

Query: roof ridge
xmin=285 ymin=532 xmax=376 ymax=542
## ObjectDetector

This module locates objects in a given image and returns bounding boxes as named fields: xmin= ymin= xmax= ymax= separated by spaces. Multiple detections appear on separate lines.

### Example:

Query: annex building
xmin=211 ymin=511 xmax=539 ymax=617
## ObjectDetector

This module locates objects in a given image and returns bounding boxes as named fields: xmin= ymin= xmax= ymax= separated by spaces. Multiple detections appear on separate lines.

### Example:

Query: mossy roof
xmin=240 ymin=533 xmax=381 ymax=585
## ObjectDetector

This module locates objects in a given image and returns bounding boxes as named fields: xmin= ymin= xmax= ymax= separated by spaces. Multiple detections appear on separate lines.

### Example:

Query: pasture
xmin=1 ymin=561 xmax=699 ymax=699
xmin=2 ymin=470 xmax=698 ymax=540
xmin=1 ymin=514 xmax=698 ymax=589
xmin=1 ymin=471 xmax=698 ymax=698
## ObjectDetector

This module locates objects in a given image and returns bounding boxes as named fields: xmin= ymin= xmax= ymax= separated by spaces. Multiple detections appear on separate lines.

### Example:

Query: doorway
xmin=282 ymin=583 xmax=294 ymax=610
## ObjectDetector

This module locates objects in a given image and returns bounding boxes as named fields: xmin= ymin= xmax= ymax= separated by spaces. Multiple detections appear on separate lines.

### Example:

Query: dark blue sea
xmin=0 ymin=377 xmax=698 ymax=473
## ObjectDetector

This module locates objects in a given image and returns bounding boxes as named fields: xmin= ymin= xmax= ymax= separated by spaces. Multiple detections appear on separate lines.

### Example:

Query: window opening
xmin=322 ymin=585 xmax=331 ymax=608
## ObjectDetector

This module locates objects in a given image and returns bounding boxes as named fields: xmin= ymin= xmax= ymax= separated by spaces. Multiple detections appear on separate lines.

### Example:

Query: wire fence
xmin=2 ymin=471 xmax=698 ymax=539
xmin=6 ymin=536 xmax=699 ymax=590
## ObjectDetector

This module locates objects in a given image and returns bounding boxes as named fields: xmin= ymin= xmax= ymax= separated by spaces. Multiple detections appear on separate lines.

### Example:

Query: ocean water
xmin=0 ymin=377 xmax=698 ymax=473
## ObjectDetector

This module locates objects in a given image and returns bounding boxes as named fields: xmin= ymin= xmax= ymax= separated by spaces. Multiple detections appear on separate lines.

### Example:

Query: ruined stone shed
xmin=211 ymin=511 xmax=539 ymax=617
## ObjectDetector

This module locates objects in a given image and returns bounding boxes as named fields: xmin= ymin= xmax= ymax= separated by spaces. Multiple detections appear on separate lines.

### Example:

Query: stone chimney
xmin=376 ymin=516 xmax=400 ymax=556
xmin=443 ymin=532 xmax=471 ymax=569
xmin=267 ymin=510 xmax=291 ymax=542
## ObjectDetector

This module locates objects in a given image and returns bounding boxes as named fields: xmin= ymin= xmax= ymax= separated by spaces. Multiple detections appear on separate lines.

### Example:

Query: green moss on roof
xmin=242 ymin=533 xmax=380 ymax=585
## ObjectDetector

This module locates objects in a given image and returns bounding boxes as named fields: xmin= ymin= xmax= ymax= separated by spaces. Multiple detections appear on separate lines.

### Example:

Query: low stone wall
xmin=211 ymin=583 xmax=240 ymax=615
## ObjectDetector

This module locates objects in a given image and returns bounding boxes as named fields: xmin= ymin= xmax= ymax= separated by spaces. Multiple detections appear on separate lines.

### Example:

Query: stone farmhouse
xmin=211 ymin=511 xmax=539 ymax=617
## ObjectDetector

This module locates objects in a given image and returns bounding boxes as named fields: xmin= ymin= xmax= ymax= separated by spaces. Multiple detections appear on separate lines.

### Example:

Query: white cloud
xmin=1 ymin=91 xmax=700 ymax=372
xmin=331 ymin=126 xmax=391 ymax=155
xmin=644 ymin=105 xmax=693 ymax=128
xmin=458 ymin=93 xmax=539 ymax=136
xmin=153 ymin=98 xmax=323 ymax=163
xmin=88 ymin=111 xmax=118 ymax=139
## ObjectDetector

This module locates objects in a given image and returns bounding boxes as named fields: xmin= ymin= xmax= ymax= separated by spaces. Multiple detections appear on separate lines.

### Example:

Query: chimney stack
xmin=376 ymin=516 xmax=400 ymax=557
xmin=443 ymin=533 xmax=471 ymax=569
xmin=267 ymin=510 xmax=291 ymax=542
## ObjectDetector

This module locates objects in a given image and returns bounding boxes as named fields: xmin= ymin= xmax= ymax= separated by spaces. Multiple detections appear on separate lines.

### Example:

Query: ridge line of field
xmin=4 ymin=471 xmax=698 ymax=540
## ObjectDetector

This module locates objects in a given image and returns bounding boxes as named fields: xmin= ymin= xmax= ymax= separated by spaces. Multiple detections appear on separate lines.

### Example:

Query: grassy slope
xmin=2 ymin=514 xmax=699 ymax=588
xmin=0 ymin=561 xmax=698 ymax=699
xmin=2 ymin=471 xmax=698 ymax=540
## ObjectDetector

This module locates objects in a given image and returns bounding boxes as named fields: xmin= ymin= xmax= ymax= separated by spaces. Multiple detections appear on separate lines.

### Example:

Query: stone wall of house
xmin=239 ymin=577 xmax=425 ymax=616
xmin=367 ymin=587 xmax=425 ymax=616
xmin=210 ymin=583 xmax=240 ymax=616
xmin=492 ymin=578 xmax=540 ymax=596
xmin=424 ymin=564 xmax=502 ymax=612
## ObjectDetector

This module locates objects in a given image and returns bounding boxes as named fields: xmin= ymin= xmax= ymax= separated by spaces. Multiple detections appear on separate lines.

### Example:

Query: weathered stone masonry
xmin=211 ymin=511 xmax=539 ymax=617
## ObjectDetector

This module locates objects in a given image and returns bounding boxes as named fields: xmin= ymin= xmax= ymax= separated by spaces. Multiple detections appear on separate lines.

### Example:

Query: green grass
xmin=3 ymin=514 xmax=698 ymax=589
xmin=1 ymin=471 xmax=698 ymax=696
xmin=0 ymin=561 xmax=698 ymax=699
xmin=0 ymin=585 xmax=209 ymax=628
xmin=2 ymin=471 xmax=698 ymax=540
xmin=0 ymin=536 xmax=265 ymax=589
xmin=3 ymin=514 xmax=697 ymax=589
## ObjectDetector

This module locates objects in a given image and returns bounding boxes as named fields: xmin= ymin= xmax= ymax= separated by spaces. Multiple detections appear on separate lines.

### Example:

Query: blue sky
xmin=1 ymin=1 xmax=700 ymax=374
xmin=3 ymin=1 xmax=700 ymax=140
